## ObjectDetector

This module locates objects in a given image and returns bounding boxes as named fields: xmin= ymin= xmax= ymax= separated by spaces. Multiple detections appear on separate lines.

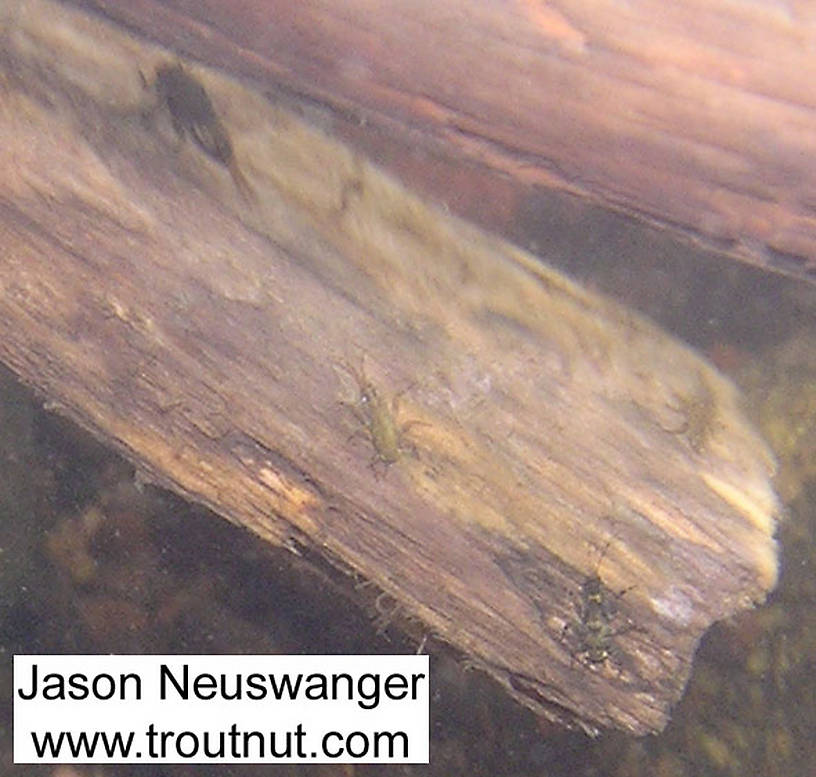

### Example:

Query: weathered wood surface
xmin=0 ymin=0 xmax=779 ymax=734
xmin=68 ymin=0 xmax=816 ymax=285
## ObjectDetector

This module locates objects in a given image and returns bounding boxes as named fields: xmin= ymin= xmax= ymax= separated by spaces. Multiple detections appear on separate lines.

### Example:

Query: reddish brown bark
xmin=74 ymin=0 xmax=816 ymax=284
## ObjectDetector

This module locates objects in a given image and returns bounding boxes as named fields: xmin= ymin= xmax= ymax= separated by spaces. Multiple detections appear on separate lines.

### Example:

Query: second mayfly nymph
xmin=335 ymin=360 xmax=423 ymax=473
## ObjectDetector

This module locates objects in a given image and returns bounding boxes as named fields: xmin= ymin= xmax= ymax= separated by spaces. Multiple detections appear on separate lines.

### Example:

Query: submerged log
xmin=70 ymin=0 xmax=816 ymax=284
xmin=0 ymin=0 xmax=779 ymax=734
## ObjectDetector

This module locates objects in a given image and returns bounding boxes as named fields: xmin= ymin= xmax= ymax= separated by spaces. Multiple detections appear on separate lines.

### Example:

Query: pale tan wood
xmin=0 ymin=0 xmax=779 ymax=734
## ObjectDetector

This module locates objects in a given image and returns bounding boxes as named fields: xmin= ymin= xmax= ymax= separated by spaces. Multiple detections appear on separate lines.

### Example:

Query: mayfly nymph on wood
xmin=563 ymin=538 xmax=635 ymax=669
xmin=662 ymin=376 xmax=718 ymax=453
xmin=335 ymin=359 xmax=425 ymax=475
xmin=142 ymin=62 xmax=256 ymax=203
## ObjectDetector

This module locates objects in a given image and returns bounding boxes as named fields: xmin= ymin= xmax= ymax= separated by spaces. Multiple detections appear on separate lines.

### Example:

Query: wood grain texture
xmin=68 ymin=0 xmax=816 ymax=285
xmin=0 ymin=0 xmax=779 ymax=734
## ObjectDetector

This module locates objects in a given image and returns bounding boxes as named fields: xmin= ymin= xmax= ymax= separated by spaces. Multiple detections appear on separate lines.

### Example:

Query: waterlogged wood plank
xmin=0 ymin=0 xmax=779 ymax=734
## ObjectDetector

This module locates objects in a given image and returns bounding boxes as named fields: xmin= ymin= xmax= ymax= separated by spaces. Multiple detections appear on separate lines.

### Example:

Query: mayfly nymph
xmin=663 ymin=377 xmax=718 ymax=453
xmin=335 ymin=359 xmax=424 ymax=474
xmin=143 ymin=62 xmax=256 ymax=203
xmin=563 ymin=539 xmax=634 ymax=669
